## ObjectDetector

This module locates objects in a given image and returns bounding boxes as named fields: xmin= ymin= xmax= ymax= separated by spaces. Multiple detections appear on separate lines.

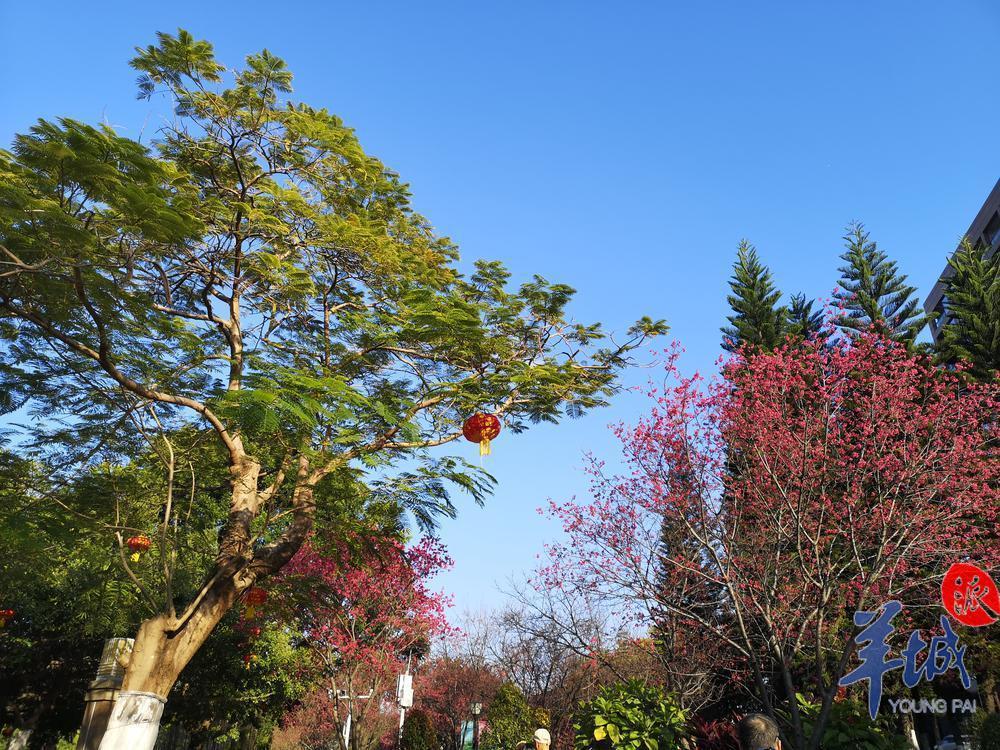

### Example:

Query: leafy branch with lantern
xmin=0 ymin=29 xmax=667 ymax=747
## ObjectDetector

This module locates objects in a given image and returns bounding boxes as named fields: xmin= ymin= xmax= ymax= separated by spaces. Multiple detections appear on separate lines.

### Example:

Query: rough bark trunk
xmin=98 ymin=463 xmax=260 ymax=749
xmin=96 ymin=459 xmax=317 ymax=750
xmin=97 ymin=586 xmax=235 ymax=750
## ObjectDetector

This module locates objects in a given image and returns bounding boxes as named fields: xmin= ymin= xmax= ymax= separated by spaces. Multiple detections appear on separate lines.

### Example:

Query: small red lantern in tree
xmin=126 ymin=535 xmax=151 ymax=562
xmin=0 ymin=609 xmax=14 ymax=629
xmin=463 ymin=413 xmax=502 ymax=456
xmin=244 ymin=587 xmax=267 ymax=619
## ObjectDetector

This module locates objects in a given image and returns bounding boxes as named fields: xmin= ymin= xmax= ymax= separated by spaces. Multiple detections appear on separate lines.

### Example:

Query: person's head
xmin=532 ymin=728 xmax=551 ymax=750
xmin=737 ymin=714 xmax=781 ymax=750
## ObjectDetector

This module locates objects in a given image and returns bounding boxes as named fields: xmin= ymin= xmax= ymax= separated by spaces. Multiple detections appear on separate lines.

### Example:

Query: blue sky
xmin=2 ymin=1 xmax=998 ymax=614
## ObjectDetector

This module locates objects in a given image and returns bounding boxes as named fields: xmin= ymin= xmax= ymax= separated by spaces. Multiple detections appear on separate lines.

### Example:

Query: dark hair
xmin=737 ymin=714 xmax=780 ymax=750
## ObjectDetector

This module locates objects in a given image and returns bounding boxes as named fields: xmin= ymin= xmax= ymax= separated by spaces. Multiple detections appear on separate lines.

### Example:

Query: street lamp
xmin=471 ymin=702 xmax=483 ymax=750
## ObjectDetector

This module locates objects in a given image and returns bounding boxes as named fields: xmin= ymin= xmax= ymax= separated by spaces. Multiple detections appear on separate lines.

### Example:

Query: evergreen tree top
xmin=721 ymin=240 xmax=786 ymax=353
xmin=934 ymin=239 xmax=1000 ymax=381
xmin=834 ymin=222 xmax=930 ymax=345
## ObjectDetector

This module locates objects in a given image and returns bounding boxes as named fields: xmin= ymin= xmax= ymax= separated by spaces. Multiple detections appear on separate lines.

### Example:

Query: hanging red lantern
xmin=462 ymin=413 xmax=502 ymax=456
xmin=0 ymin=608 xmax=14 ymax=628
xmin=249 ymin=626 xmax=262 ymax=639
xmin=244 ymin=587 xmax=267 ymax=619
xmin=126 ymin=535 xmax=152 ymax=562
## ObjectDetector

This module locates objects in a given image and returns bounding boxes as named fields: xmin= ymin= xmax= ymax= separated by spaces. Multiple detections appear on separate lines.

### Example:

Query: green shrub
xmin=482 ymin=683 xmax=533 ymax=750
xmin=980 ymin=712 xmax=1000 ymax=750
xmin=402 ymin=708 xmax=438 ymax=750
xmin=794 ymin=694 xmax=908 ymax=750
xmin=574 ymin=680 xmax=687 ymax=750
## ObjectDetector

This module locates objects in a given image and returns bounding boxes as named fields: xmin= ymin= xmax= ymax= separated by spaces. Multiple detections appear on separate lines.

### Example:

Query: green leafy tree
xmin=0 ymin=30 xmax=665 ymax=746
xmin=785 ymin=293 xmax=825 ymax=343
xmin=833 ymin=222 xmax=930 ymax=345
xmin=934 ymin=239 xmax=1000 ymax=380
xmin=721 ymin=241 xmax=786 ymax=353
xmin=402 ymin=709 xmax=439 ymax=750
xmin=573 ymin=680 xmax=687 ymax=750
xmin=482 ymin=683 xmax=533 ymax=750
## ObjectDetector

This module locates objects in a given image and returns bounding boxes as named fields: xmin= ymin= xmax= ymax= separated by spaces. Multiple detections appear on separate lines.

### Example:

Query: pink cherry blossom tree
xmin=267 ymin=532 xmax=455 ymax=750
xmin=541 ymin=334 xmax=999 ymax=750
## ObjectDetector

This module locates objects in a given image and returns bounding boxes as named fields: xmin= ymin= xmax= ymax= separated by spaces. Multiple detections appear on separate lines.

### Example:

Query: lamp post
xmin=470 ymin=702 xmax=483 ymax=750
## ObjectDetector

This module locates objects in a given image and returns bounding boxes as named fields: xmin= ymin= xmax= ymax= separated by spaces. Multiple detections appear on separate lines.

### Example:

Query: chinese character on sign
xmin=941 ymin=562 xmax=999 ymax=628
xmin=838 ymin=600 xmax=972 ymax=719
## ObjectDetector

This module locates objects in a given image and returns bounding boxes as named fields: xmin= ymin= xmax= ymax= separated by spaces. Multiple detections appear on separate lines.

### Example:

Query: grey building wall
xmin=924 ymin=178 xmax=1000 ymax=342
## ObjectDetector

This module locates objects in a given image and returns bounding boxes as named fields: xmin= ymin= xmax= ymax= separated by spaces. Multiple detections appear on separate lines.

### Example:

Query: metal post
xmin=76 ymin=638 xmax=134 ymax=750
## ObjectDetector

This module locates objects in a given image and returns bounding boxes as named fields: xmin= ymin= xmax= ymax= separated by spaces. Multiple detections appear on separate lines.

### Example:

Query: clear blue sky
xmin=3 ymin=1 xmax=998 ymax=614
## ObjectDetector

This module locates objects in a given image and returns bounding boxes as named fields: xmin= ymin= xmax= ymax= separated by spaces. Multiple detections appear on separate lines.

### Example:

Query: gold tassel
xmin=130 ymin=552 xmax=140 ymax=562
xmin=480 ymin=438 xmax=491 ymax=457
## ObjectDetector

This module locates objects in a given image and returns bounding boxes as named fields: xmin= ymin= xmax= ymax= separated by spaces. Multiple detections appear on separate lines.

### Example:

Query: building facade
xmin=924 ymin=178 xmax=1000 ymax=342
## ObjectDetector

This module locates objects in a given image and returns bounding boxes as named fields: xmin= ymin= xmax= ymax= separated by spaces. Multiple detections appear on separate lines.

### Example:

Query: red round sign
xmin=941 ymin=562 xmax=999 ymax=627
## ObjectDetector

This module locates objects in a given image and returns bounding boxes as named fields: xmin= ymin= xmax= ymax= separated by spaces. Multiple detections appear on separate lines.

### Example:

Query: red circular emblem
xmin=941 ymin=562 xmax=999 ymax=627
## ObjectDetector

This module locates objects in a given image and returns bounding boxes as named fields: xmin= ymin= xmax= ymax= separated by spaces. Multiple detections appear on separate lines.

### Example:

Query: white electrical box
xmin=396 ymin=674 xmax=414 ymax=707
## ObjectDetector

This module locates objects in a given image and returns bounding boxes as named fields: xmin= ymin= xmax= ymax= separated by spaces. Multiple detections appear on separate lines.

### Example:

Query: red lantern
xmin=0 ymin=608 xmax=14 ymax=628
xmin=463 ymin=413 xmax=502 ymax=456
xmin=126 ymin=535 xmax=152 ymax=562
xmin=244 ymin=587 xmax=267 ymax=619
xmin=2 ymin=726 xmax=13 ymax=737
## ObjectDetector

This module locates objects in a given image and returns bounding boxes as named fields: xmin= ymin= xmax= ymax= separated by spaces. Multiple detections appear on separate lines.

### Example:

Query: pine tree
xmin=935 ymin=239 xmax=1000 ymax=381
xmin=834 ymin=222 xmax=930 ymax=344
xmin=785 ymin=293 xmax=826 ymax=342
xmin=721 ymin=241 xmax=787 ymax=353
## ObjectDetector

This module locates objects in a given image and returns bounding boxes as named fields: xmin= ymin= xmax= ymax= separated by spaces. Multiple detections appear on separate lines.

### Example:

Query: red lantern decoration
xmin=462 ymin=413 xmax=502 ymax=456
xmin=126 ymin=535 xmax=152 ymax=562
xmin=0 ymin=608 xmax=14 ymax=629
xmin=244 ymin=587 xmax=267 ymax=619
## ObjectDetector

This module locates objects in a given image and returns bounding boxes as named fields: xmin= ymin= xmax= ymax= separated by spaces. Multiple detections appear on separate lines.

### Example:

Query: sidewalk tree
xmin=0 ymin=30 xmax=665 ymax=748
xmin=267 ymin=531 xmax=453 ymax=750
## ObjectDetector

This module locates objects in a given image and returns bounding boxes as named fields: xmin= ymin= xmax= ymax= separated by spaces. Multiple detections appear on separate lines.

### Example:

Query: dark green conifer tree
xmin=721 ymin=241 xmax=786 ymax=353
xmin=834 ymin=222 xmax=930 ymax=345
xmin=935 ymin=239 xmax=1000 ymax=381
xmin=785 ymin=293 xmax=825 ymax=342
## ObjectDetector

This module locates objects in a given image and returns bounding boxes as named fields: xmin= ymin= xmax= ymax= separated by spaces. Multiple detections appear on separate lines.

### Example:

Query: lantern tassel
xmin=480 ymin=438 xmax=491 ymax=457
xmin=130 ymin=552 xmax=140 ymax=563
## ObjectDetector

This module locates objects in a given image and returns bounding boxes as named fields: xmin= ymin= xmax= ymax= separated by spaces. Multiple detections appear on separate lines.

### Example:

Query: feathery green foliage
xmin=721 ymin=240 xmax=786 ymax=353
xmin=833 ymin=222 xmax=930 ymax=345
xmin=934 ymin=239 xmax=1000 ymax=380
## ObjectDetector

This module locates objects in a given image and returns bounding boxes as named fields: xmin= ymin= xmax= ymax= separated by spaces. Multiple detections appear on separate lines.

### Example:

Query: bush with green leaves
xmin=793 ymin=694 xmax=908 ymax=750
xmin=573 ymin=680 xmax=687 ymax=750
xmin=482 ymin=683 xmax=533 ymax=750
xmin=979 ymin=711 xmax=1000 ymax=750
xmin=402 ymin=709 xmax=439 ymax=750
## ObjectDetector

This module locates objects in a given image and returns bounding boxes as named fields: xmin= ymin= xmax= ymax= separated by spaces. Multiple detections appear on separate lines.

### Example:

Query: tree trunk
xmin=98 ymin=575 xmax=240 ymax=749
xmin=97 ymin=459 xmax=315 ymax=750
